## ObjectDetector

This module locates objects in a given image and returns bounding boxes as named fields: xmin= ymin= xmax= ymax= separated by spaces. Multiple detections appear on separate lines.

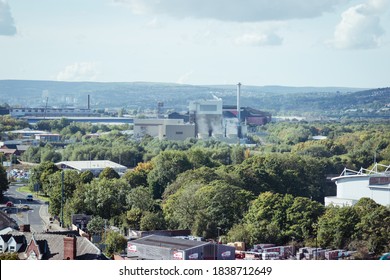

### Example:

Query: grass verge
xmin=16 ymin=185 xmax=50 ymax=202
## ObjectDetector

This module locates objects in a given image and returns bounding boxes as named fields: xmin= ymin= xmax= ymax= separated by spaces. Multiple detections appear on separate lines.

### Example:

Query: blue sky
xmin=1 ymin=0 xmax=389 ymax=87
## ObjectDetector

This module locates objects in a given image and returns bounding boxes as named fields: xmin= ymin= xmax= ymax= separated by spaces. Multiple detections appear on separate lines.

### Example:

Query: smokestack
xmin=237 ymin=83 xmax=242 ymax=138
xmin=87 ymin=95 xmax=90 ymax=110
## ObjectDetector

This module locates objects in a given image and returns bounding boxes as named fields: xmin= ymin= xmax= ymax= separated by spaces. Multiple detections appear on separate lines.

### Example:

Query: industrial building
xmin=223 ymin=106 xmax=272 ymax=126
xmin=189 ymin=98 xmax=224 ymax=139
xmin=136 ymin=83 xmax=271 ymax=142
xmin=325 ymin=163 xmax=390 ymax=207
xmin=133 ymin=119 xmax=195 ymax=141
xmin=55 ymin=160 xmax=127 ymax=176
xmin=127 ymin=235 xmax=235 ymax=260
xmin=10 ymin=107 xmax=95 ymax=118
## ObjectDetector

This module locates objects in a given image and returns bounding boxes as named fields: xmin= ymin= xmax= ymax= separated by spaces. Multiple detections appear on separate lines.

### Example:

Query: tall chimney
xmin=87 ymin=94 xmax=90 ymax=110
xmin=64 ymin=234 xmax=77 ymax=260
xmin=237 ymin=82 xmax=242 ymax=138
xmin=19 ymin=224 xmax=31 ymax=232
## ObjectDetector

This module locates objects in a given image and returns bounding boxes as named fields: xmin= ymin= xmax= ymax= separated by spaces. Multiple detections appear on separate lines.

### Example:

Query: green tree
xmin=147 ymin=150 xmax=192 ymax=199
xmin=126 ymin=186 xmax=155 ymax=211
xmin=139 ymin=211 xmax=166 ymax=231
xmin=226 ymin=224 xmax=251 ymax=245
xmin=353 ymin=198 xmax=390 ymax=256
xmin=99 ymin=167 xmax=120 ymax=180
xmin=47 ymin=170 xmax=81 ymax=218
xmin=83 ymin=178 xmax=129 ymax=220
xmin=104 ymin=231 xmax=128 ymax=258
xmin=230 ymin=144 xmax=245 ymax=165
xmin=125 ymin=208 xmax=143 ymax=230
xmin=187 ymin=147 xmax=219 ymax=169
xmin=194 ymin=182 xmax=253 ymax=238
xmin=87 ymin=216 xmax=106 ymax=237
xmin=80 ymin=170 xmax=94 ymax=184
xmin=243 ymin=192 xmax=294 ymax=245
xmin=122 ymin=163 xmax=152 ymax=188
xmin=29 ymin=161 xmax=59 ymax=196
xmin=316 ymin=205 xmax=359 ymax=249
xmin=285 ymin=197 xmax=325 ymax=241
xmin=0 ymin=164 xmax=9 ymax=200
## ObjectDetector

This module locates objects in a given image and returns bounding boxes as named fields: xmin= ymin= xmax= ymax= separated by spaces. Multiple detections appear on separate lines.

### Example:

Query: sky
xmin=0 ymin=0 xmax=389 ymax=88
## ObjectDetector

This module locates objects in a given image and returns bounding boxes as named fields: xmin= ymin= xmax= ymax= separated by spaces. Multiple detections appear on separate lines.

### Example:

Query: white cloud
xmin=57 ymin=62 xmax=100 ymax=82
xmin=0 ymin=0 xmax=17 ymax=36
xmin=330 ymin=0 xmax=389 ymax=49
xmin=235 ymin=32 xmax=283 ymax=46
xmin=112 ymin=0 xmax=348 ymax=22
xmin=145 ymin=17 xmax=159 ymax=28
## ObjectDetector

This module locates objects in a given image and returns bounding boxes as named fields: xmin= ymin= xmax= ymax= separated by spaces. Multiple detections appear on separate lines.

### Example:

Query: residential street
xmin=1 ymin=183 xmax=52 ymax=232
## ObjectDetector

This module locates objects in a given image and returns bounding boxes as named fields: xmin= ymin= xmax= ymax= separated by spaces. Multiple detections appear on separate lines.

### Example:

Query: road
xmin=2 ymin=183 xmax=48 ymax=232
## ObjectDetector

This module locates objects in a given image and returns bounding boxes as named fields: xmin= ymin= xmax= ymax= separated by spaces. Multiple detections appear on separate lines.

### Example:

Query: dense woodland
xmin=1 ymin=116 xmax=390 ymax=258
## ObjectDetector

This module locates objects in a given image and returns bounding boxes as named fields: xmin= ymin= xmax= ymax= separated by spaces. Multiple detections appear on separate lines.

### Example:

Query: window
xmin=199 ymin=105 xmax=217 ymax=112
xmin=176 ymin=132 xmax=183 ymax=135
xmin=9 ymin=246 xmax=15 ymax=252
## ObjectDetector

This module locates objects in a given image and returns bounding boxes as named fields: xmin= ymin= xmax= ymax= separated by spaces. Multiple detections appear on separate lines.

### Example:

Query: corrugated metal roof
xmin=131 ymin=235 xmax=207 ymax=250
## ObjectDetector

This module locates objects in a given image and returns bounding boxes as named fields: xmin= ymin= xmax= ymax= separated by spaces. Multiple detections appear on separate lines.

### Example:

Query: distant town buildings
xmin=10 ymin=107 xmax=95 ymax=118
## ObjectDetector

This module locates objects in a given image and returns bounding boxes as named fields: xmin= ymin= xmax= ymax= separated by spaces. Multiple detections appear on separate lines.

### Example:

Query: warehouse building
xmin=56 ymin=160 xmax=127 ymax=176
xmin=133 ymin=119 xmax=195 ymax=141
xmin=127 ymin=235 xmax=235 ymax=260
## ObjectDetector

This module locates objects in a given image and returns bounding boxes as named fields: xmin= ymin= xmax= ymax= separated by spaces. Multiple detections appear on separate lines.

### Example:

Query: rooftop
xmin=130 ymin=235 xmax=208 ymax=250
xmin=332 ymin=163 xmax=390 ymax=181
xmin=56 ymin=160 xmax=127 ymax=171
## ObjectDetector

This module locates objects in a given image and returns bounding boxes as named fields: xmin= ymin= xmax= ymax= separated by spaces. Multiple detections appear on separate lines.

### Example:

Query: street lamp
xmin=60 ymin=170 xmax=64 ymax=227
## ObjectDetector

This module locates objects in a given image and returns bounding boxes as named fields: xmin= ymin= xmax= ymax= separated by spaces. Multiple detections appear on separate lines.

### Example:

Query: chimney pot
xmin=19 ymin=224 xmax=31 ymax=232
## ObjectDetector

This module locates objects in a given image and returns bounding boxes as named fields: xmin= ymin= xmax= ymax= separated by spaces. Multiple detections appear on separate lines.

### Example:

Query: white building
xmin=325 ymin=163 xmax=390 ymax=207
xmin=133 ymin=119 xmax=195 ymax=140
xmin=56 ymin=160 xmax=127 ymax=176
xmin=10 ymin=107 xmax=94 ymax=118
xmin=189 ymin=99 xmax=224 ymax=138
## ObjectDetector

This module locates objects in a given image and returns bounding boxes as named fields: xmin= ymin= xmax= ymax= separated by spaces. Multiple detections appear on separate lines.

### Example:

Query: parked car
xmin=6 ymin=201 xmax=14 ymax=207
xmin=21 ymin=205 xmax=30 ymax=210
xmin=26 ymin=194 xmax=33 ymax=201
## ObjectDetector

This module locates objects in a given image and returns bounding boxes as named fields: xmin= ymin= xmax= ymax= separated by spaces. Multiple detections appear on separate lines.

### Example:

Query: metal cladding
xmin=127 ymin=235 xmax=235 ymax=260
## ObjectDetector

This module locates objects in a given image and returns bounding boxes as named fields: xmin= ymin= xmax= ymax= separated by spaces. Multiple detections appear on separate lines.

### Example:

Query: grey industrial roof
xmin=131 ymin=235 xmax=208 ymax=250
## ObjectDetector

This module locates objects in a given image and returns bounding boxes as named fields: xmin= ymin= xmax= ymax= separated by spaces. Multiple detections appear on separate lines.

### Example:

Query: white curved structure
xmin=325 ymin=163 xmax=390 ymax=207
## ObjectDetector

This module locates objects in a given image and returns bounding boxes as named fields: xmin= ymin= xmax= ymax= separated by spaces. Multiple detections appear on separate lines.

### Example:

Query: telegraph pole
xmin=61 ymin=170 xmax=64 ymax=227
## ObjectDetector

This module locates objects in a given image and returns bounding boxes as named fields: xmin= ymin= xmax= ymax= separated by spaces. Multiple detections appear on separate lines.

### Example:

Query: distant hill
xmin=0 ymin=80 xmax=387 ymax=118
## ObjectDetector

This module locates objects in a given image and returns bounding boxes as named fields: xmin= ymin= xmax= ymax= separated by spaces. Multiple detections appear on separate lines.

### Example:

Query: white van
xmin=26 ymin=194 xmax=33 ymax=201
